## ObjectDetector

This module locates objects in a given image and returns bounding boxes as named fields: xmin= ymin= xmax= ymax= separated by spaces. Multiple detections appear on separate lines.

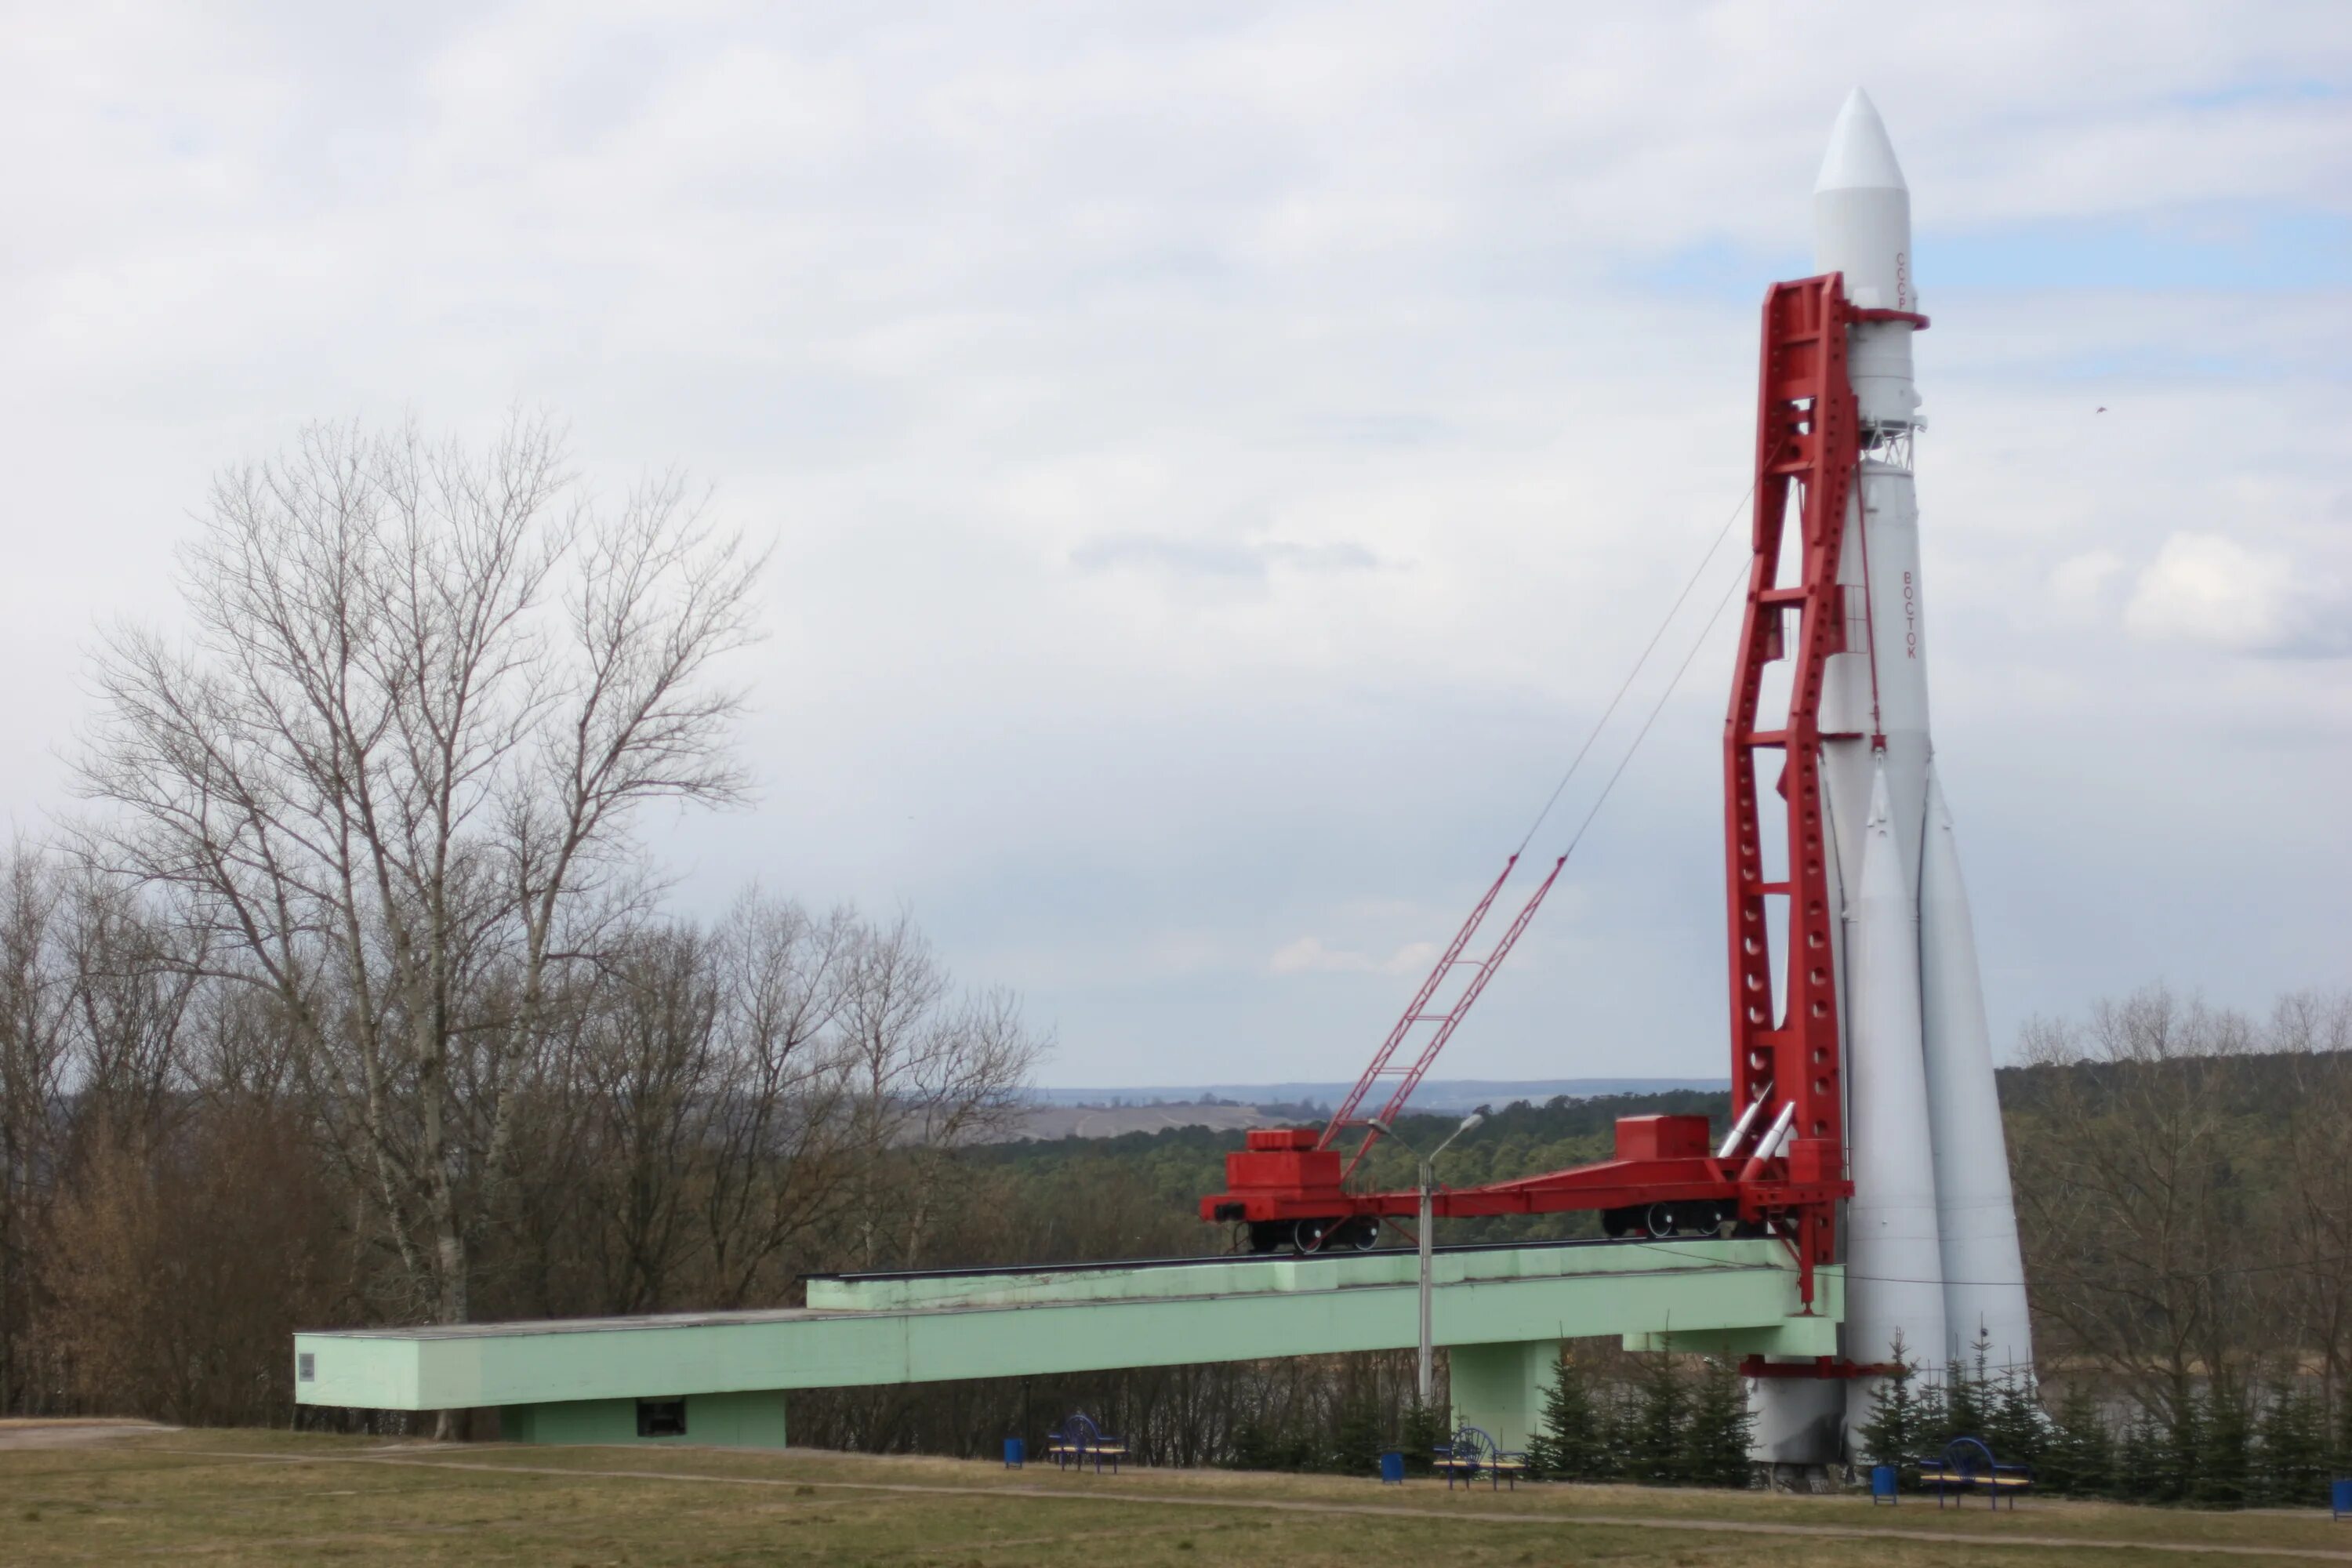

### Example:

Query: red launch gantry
xmin=1202 ymin=274 xmax=1912 ymax=1315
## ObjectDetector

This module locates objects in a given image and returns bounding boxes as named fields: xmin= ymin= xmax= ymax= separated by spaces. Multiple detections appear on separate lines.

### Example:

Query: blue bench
xmin=1044 ymin=1412 xmax=1128 ymax=1475
xmin=1915 ymin=1436 xmax=2031 ymax=1509
xmin=1433 ymin=1425 xmax=1530 ymax=1491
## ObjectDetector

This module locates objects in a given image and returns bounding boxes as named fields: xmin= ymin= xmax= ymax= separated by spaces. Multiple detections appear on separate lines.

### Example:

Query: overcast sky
xmin=3 ymin=3 xmax=2347 ymax=1087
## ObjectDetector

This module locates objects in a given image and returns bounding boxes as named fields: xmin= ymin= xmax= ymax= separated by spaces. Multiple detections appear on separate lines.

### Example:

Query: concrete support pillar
xmin=501 ymin=1389 xmax=787 ymax=1447
xmin=1444 ymin=1340 xmax=1561 ymax=1453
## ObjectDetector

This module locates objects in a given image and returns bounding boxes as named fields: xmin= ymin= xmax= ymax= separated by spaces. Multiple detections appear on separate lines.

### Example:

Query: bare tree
xmin=2270 ymin=991 xmax=2352 ymax=1407
xmin=837 ymin=913 xmax=1045 ymax=1271
xmin=0 ymin=850 xmax=72 ymax=1414
xmin=695 ymin=892 xmax=860 ymax=1308
xmin=73 ymin=416 xmax=763 ymax=1396
xmin=42 ymin=1092 xmax=342 ymax=1428
xmin=577 ymin=926 xmax=722 ymax=1314
xmin=58 ymin=875 xmax=205 ymax=1155
xmin=2013 ymin=986 xmax=2262 ymax=1427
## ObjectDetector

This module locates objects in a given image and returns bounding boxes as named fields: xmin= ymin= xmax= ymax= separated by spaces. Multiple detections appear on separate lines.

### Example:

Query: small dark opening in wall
xmin=637 ymin=1399 xmax=688 ymax=1439
xmin=296 ymin=1353 xmax=315 ymax=1382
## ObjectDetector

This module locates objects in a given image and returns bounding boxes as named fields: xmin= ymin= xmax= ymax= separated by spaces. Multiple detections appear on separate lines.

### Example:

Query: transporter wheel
xmin=1244 ymin=1221 xmax=1287 ymax=1254
xmin=1645 ymin=1202 xmax=1677 ymax=1237
xmin=1341 ymin=1217 xmax=1380 ymax=1250
xmin=1600 ymin=1206 xmax=1635 ymax=1239
xmin=1292 ymin=1218 xmax=1332 ymax=1253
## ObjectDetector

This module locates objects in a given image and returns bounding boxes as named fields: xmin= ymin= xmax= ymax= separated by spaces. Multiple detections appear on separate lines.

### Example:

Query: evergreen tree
xmin=2254 ymin=1383 xmax=2330 ymax=1508
xmin=1331 ymin=1396 xmax=1385 ymax=1478
xmin=2117 ymin=1407 xmax=2162 ymax=1503
xmin=1914 ymin=1375 xmax=1952 ymax=1455
xmin=1398 ymin=1399 xmax=1446 ymax=1476
xmin=1232 ymin=1403 xmax=1323 ymax=1473
xmin=1229 ymin=1415 xmax=1278 ymax=1472
xmin=2198 ymin=1388 xmax=2252 ymax=1509
xmin=1942 ymin=1332 xmax=1994 ymax=1442
xmin=1592 ymin=1381 xmax=1634 ymax=1481
xmin=2042 ymin=1381 xmax=2115 ymax=1497
xmin=1622 ymin=1351 xmax=1687 ymax=1484
xmin=2334 ymin=1383 xmax=2352 ymax=1486
xmin=1521 ymin=1410 xmax=1558 ymax=1479
xmin=1856 ymin=1332 xmax=1926 ymax=1468
xmin=1533 ymin=1346 xmax=1612 ymax=1482
xmin=2158 ymin=1391 xmax=2208 ymax=1504
xmin=1984 ymin=1369 xmax=2049 ymax=1472
xmin=1678 ymin=1357 xmax=1757 ymax=1487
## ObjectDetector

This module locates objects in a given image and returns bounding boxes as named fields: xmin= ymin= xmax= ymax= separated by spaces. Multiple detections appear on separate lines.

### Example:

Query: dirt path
xmin=0 ymin=1421 xmax=174 ymax=1451
xmin=169 ymin=1446 xmax=2352 ymax=1564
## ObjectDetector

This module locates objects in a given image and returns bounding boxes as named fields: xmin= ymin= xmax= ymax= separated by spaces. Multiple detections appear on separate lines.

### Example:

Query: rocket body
xmin=1822 ymin=463 xmax=1932 ymax=887
xmin=1811 ymin=104 xmax=1921 ymax=431
xmin=1747 ymin=89 xmax=2034 ymax=1468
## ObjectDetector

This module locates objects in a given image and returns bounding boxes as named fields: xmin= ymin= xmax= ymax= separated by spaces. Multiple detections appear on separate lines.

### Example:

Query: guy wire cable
xmin=1512 ymin=481 xmax=1755 ymax=858
xmin=1544 ymin=550 xmax=1752 ymax=867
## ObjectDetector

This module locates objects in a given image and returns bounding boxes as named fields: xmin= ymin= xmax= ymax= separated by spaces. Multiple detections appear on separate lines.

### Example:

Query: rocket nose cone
xmin=1816 ymin=87 xmax=1907 ymax=194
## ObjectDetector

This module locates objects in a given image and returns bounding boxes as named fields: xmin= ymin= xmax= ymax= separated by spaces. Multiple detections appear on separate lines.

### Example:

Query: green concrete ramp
xmin=295 ymin=1238 xmax=1840 ymax=1449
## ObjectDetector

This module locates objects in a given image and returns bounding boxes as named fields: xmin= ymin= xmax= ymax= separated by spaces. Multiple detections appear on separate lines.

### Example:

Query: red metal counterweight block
xmin=1613 ymin=1115 xmax=1709 ymax=1160
xmin=1201 ymin=275 xmax=1864 ymax=1305
xmin=1218 ymin=1129 xmax=1345 ymax=1214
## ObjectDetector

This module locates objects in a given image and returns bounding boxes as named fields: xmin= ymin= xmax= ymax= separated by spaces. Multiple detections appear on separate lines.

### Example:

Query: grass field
xmin=2 ymin=1424 xmax=2346 ymax=1566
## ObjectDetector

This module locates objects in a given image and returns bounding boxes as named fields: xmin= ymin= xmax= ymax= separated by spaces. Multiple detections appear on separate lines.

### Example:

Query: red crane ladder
xmin=1320 ymin=854 xmax=1567 ymax=1181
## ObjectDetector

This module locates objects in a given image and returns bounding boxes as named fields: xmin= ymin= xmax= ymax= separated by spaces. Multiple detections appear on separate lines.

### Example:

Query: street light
xmin=1371 ymin=1105 xmax=1490 ymax=1407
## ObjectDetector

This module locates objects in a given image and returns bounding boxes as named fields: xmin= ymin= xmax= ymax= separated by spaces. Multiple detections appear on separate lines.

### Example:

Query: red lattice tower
xmin=1720 ymin=274 xmax=1864 ymax=1284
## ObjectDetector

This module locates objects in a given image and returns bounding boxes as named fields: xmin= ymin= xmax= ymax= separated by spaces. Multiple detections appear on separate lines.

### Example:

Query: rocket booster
xmin=1750 ymin=89 xmax=2034 ymax=1468
xmin=1842 ymin=763 xmax=1947 ymax=1437
xmin=1920 ymin=768 xmax=2034 ymax=1372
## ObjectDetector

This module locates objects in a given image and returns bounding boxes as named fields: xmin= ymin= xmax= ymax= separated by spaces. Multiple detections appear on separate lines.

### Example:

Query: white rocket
xmin=1751 ymin=89 xmax=2034 ymax=1466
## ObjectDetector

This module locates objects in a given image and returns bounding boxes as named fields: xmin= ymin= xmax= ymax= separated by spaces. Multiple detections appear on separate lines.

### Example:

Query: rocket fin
xmin=1918 ymin=764 xmax=2034 ymax=1379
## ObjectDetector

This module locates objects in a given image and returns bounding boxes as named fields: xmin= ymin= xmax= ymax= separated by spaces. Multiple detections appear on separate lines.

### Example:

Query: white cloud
xmin=2125 ymin=532 xmax=2350 ymax=656
xmin=1381 ymin=940 xmax=1441 ymax=975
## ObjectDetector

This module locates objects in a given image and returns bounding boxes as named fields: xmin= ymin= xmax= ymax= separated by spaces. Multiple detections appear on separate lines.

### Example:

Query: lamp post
xmin=1373 ymin=1105 xmax=1489 ymax=1408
